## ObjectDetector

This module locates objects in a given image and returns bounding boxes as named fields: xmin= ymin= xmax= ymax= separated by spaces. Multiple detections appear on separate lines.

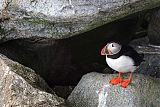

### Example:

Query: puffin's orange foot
xmin=121 ymin=79 xmax=131 ymax=88
xmin=110 ymin=77 xmax=122 ymax=85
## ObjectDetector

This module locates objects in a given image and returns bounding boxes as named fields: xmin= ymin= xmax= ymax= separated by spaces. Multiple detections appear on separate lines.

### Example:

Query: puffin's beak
xmin=101 ymin=46 xmax=106 ymax=55
xmin=101 ymin=46 xmax=111 ymax=55
xmin=107 ymin=48 xmax=111 ymax=55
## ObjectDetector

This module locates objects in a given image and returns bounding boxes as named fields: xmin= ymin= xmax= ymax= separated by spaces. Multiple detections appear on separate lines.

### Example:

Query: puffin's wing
xmin=122 ymin=45 xmax=144 ymax=66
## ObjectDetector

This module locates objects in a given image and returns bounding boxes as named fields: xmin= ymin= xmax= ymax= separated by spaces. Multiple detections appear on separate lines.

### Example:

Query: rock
xmin=0 ymin=0 xmax=160 ymax=41
xmin=130 ymin=37 xmax=160 ymax=78
xmin=148 ymin=8 xmax=160 ymax=45
xmin=0 ymin=54 xmax=64 ymax=107
xmin=67 ymin=72 xmax=160 ymax=107
xmin=53 ymin=86 xmax=75 ymax=99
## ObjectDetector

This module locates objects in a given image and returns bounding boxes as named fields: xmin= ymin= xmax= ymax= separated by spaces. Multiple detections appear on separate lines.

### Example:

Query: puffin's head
xmin=101 ymin=42 xmax=122 ymax=55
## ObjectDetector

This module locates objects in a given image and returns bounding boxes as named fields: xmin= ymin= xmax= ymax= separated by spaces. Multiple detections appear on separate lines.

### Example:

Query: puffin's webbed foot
xmin=110 ymin=77 xmax=122 ymax=85
xmin=110 ymin=72 xmax=122 ymax=85
xmin=121 ymin=79 xmax=130 ymax=87
xmin=121 ymin=72 xmax=132 ymax=88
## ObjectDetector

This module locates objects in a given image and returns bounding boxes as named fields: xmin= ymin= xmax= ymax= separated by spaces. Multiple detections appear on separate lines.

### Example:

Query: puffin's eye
xmin=112 ymin=44 xmax=114 ymax=47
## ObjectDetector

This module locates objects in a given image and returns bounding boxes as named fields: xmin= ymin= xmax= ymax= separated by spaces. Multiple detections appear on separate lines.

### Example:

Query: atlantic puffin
xmin=101 ymin=42 xmax=144 ymax=87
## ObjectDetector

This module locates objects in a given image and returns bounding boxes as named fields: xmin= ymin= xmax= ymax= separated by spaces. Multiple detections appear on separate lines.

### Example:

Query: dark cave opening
xmin=0 ymin=12 xmax=148 ymax=92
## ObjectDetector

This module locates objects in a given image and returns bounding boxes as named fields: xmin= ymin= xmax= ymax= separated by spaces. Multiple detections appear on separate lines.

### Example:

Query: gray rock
xmin=148 ymin=8 xmax=160 ymax=45
xmin=0 ymin=54 xmax=64 ymax=107
xmin=67 ymin=72 xmax=160 ymax=107
xmin=130 ymin=37 xmax=160 ymax=78
xmin=0 ymin=0 xmax=160 ymax=41
xmin=53 ymin=86 xmax=75 ymax=99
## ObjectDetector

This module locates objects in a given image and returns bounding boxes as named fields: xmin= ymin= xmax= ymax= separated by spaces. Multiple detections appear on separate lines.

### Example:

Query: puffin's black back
xmin=107 ymin=45 xmax=144 ymax=66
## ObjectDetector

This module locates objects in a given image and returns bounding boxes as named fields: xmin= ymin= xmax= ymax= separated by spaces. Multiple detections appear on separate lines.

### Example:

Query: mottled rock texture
xmin=67 ymin=72 xmax=160 ymax=107
xmin=148 ymin=8 xmax=160 ymax=45
xmin=0 ymin=0 xmax=160 ymax=42
xmin=0 ymin=54 xmax=64 ymax=107
xmin=130 ymin=37 xmax=160 ymax=78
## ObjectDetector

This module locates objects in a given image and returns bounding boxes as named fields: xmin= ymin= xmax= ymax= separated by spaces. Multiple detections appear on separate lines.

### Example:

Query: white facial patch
xmin=107 ymin=43 xmax=121 ymax=55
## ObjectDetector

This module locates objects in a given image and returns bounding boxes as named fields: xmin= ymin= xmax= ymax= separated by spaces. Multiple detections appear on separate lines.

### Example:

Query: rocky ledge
xmin=67 ymin=72 xmax=160 ymax=107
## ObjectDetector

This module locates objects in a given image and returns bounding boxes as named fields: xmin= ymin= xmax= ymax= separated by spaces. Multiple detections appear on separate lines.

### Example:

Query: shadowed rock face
xmin=148 ymin=8 xmax=160 ymax=45
xmin=0 ymin=38 xmax=75 ymax=86
xmin=0 ymin=0 xmax=160 ymax=41
xmin=130 ymin=37 xmax=160 ymax=78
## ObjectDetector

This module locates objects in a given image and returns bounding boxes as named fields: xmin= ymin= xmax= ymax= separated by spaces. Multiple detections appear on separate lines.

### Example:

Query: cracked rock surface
xmin=0 ymin=54 xmax=64 ymax=107
xmin=0 ymin=0 xmax=160 ymax=41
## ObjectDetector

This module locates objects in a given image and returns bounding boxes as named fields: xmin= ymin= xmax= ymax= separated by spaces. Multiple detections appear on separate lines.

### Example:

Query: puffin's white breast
xmin=106 ymin=55 xmax=137 ymax=73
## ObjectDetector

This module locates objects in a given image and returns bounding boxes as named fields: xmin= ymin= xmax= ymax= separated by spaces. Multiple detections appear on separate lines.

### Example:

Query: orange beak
xmin=108 ymin=48 xmax=111 ymax=55
xmin=101 ymin=46 xmax=111 ymax=55
xmin=101 ymin=46 xmax=106 ymax=55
